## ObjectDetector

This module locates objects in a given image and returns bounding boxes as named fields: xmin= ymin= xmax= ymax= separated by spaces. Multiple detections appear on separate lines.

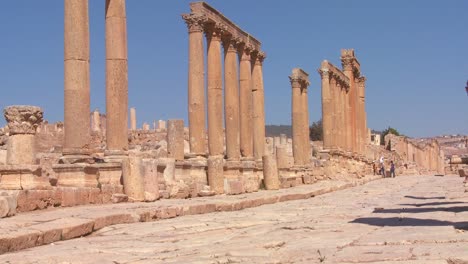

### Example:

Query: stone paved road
xmin=1 ymin=175 xmax=467 ymax=264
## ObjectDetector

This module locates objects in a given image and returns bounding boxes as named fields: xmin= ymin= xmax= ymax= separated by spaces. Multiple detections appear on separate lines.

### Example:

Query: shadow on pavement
xmin=351 ymin=217 xmax=468 ymax=230
xmin=400 ymin=201 xmax=465 ymax=207
xmin=404 ymin=195 xmax=445 ymax=200
xmin=372 ymin=206 xmax=468 ymax=214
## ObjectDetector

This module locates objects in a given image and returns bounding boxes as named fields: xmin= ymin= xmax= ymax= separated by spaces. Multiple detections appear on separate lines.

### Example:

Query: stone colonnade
xmin=318 ymin=49 xmax=367 ymax=155
xmin=63 ymin=0 xmax=128 ymax=158
xmin=182 ymin=2 xmax=266 ymax=162
xmin=289 ymin=68 xmax=311 ymax=166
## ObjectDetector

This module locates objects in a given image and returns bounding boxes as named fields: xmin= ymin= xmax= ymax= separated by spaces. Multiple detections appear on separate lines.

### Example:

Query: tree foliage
xmin=380 ymin=126 xmax=401 ymax=145
xmin=309 ymin=119 xmax=323 ymax=141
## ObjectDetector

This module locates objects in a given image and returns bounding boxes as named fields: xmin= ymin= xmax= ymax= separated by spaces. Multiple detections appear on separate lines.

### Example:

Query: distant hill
xmin=265 ymin=125 xmax=292 ymax=138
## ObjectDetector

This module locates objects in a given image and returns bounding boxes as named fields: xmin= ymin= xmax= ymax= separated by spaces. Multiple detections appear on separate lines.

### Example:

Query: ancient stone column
xmin=251 ymin=51 xmax=267 ymax=162
xmin=207 ymin=155 xmax=224 ymax=194
xmin=167 ymin=120 xmax=185 ymax=161
xmin=290 ymin=69 xmax=307 ymax=166
xmin=336 ymin=81 xmax=344 ymax=150
xmin=344 ymin=86 xmax=352 ymax=152
xmin=142 ymin=123 xmax=150 ymax=131
xmin=280 ymin=134 xmax=288 ymax=146
xmin=105 ymin=0 xmax=128 ymax=153
xmin=262 ymin=155 xmax=279 ymax=190
xmin=238 ymin=44 xmax=254 ymax=159
xmin=276 ymin=146 xmax=289 ymax=169
xmin=205 ymin=24 xmax=224 ymax=156
xmin=64 ymin=0 xmax=91 ymax=155
xmin=358 ymin=77 xmax=367 ymax=154
xmin=182 ymin=14 xmax=207 ymax=155
xmin=158 ymin=120 xmax=166 ymax=130
xmin=130 ymin=107 xmax=136 ymax=130
xmin=301 ymin=81 xmax=311 ymax=164
xmin=4 ymin=106 xmax=43 ymax=165
xmin=329 ymin=77 xmax=337 ymax=149
xmin=319 ymin=64 xmax=332 ymax=149
xmin=92 ymin=109 xmax=101 ymax=132
xmin=341 ymin=50 xmax=356 ymax=153
xmin=222 ymin=36 xmax=240 ymax=161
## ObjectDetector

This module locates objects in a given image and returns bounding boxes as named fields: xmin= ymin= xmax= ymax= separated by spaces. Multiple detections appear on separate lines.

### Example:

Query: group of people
xmin=373 ymin=156 xmax=396 ymax=178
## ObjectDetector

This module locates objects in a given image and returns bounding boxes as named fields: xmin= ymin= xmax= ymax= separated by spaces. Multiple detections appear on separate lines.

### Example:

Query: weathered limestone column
xmin=344 ymin=86 xmax=352 ymax=152
xmin=276 ymin=146 xmax=289 ymax=169
xmin=222 ymin=36 xmax=240 ymax=161
xmin=329 ymin=77 xmax=338 ymax=149
xmin=182 ymin=14 xmax=207 ymax=155
xmin=319 ymin=64 xmax=332 ymax=149
xmin=341 ymin=50 xmax=356 ymax=153
xmin=130 ymin=107 xmax=136 ymax=130
xmin=262 ymin=155 xmax=279 ymax=190
xmin=280 ymin=134 xmax=288 ymax=146
xmin=290 ymin=68 xmax=309 ymax=166
xmin=92 ymin=109 xmax=101 ymax=132
xmin=64 ymin=0 xmax=91 ymax=154
xmin=358 ymin=77 xmax=367 ymax=154
xmin=338 ymin=83 xmax=346 ymax=149
xmin=205 ymin=24 xmax=224 ymax=156
xmin=238 ymin=44 xmax=254 ymax=159
xmin=105 ymin=0 xmax=128 ymax=152
xmin=167 ymin=120 xmax=185 ymax=161
xmin=301 ymin=80 xmax=311 ymax=164
xmin=4 ymin=106 xmax=43 ymax=165
xmin=207 ymin=155 xmax=224 ymax=194
xmin=251 ymin=51 xmax=267 ymax=161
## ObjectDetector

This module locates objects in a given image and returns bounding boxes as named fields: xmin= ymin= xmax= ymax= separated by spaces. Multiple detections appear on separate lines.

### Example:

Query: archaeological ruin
xmin=0 ymin=1 xmax=452 ymax=226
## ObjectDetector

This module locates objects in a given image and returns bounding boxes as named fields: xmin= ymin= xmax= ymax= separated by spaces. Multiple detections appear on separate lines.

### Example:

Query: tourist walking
xmin=390 ymin=161 xmax=396 ymax=178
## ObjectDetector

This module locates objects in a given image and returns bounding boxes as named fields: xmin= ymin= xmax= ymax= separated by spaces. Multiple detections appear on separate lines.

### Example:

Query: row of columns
xmin=183 ymin=14 xmax=266 ymax=161
xmin=63 ymin=0 xmax=128 ymax=157
xmin=289 ymin=68 xmax=311 ymax=166
xmin=318 ymin=50 xmax=367 ymax=155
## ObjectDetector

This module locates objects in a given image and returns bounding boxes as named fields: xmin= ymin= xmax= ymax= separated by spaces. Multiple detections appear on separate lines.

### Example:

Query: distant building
xmin=370 ymin=133 xmax=381 ymax=146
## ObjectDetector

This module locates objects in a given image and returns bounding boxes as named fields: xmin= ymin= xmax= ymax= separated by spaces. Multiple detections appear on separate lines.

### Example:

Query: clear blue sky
xmin=0 ymin=0 xmax=466 ymax=138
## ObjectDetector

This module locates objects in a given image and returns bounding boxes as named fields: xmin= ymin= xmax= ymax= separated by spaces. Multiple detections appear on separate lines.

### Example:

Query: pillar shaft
xmin=183 ymin=14 xmax=207 ymax=155
xmin=223 ymin=38 xmax=240 ymax=160
xmin=206 ymin=26 xmax=224 ymax=156
xmin=105 ymin=0 xmax=128 ymax=151
xmin=329 ymin=78 xmax=337 ymax=148
xmin=291 ymin=78 xmax=304 ymax=165
xmin=64 ymin=0 xmax=90 ymax=153
xmin=239 ymin=45 xmax=253 ymax=158
xmin=252 ymin=53 xmax=266 ymax=161
xmin=301 ymin=86 xmax=310 ymax=163
xmin=130 ymin=107 xmax=136 ymax=130
xmin=320 ymin=70 xmax=332 ymax=149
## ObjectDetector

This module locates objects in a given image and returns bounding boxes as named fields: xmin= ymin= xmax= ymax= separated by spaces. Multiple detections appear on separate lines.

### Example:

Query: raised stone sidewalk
xmin=0 ymin=175 xmax=381 ymax=255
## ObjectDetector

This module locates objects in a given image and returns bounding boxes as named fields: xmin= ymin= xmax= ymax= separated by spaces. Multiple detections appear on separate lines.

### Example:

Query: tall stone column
xmin=301 ymin=82 xmax=311 ymax=164
xmin=238 ymin=44 xmax=254 ymax=159
xmin=251 ymin=51 xmax=266 ymax=161
xmin=223 ymin=36 xmax=240 ymax=161
xmin=336 ymin=81 xmax=343 ymax=150
xmin=105 ymin=0 xmax=128 ymax=153
xmin=205 ymin=24 xmax=224 ymax=156
xmin=319 ymin=66 xmax=332 ymax=149
xmin=290 ymin=70 xmax=305 ymax=166
xmin=92 ymin=109 xmax=101 ymax=132
xmin=64 ymin=0 xmax=90 ymax=155
xmin=182 ymin=14 xmax=207 ymax=155
xmin=344 ymin=86 xmax=352 ymax=152
xmin=358 ymin=77 xmax=367 ymax=154
xmin=4 ymin=106 xmax=43 ymax=165
xmin=341 ymin=50 xmax=356 ymax=153
xmin=329 ymin=77 xmax=337 ymax=149
xmin=130 ymin=107 xmax=136 ymax=130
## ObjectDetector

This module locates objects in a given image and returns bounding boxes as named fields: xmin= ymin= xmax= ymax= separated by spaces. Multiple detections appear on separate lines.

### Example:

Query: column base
xmin=185 ymin=152 xmax=207 ymax=159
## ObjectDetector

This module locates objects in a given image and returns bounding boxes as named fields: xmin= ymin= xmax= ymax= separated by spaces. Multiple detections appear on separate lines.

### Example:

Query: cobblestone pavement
xmin=1 ymin=175 xmax=467 ymax=264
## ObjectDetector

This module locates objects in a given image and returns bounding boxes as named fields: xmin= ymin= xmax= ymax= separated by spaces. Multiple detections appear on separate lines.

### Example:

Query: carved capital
xmin=204 ymin=23 xmax=226 ymax=41
xmin=4 ymin=105 xmax=43 ymax=135
xmin=341 ymin=58 xmax=353 ymax=71
xmin=318 ymin=69 xmax=330 ymax=79
xmin=237 ymin=42 xmax=253 ymax=61
xmin=222 ymin=36 xmax=239 ymax=53
xmin=182 ymin=13 xmax=207 ymax=33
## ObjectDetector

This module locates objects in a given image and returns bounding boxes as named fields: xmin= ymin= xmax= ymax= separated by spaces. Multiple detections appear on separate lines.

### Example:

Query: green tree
xmin=381 ymin=126 xmax=400 ymax=145
xmin=309 ymin=119 xmax=323 ymax=141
